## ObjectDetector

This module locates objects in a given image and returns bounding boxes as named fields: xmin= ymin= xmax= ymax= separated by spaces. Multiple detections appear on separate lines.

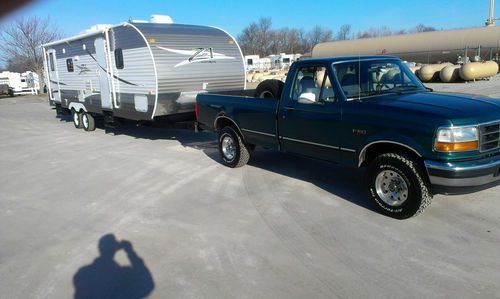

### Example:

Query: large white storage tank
xmin=312 ymin=26 xmax=500 ymax=64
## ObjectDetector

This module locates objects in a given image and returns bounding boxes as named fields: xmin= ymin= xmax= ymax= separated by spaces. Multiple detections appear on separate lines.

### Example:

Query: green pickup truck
xmin=196 ymin=56 xmax=500 ymax=218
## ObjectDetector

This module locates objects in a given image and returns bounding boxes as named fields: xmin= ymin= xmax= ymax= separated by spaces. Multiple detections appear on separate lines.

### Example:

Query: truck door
xmin=46 ymin=49 xmax=61 ymax=102
xmin=279 ymin=64 xmax=344 ymax=163
xmin=94 ymin=37 xmax=112 ymax=109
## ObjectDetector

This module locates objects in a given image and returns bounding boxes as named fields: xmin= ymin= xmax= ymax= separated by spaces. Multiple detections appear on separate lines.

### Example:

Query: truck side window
xmin=292 ymin=66 xmax=335 ymax=104
xmin=115 ymin=48 xmax=124 ymax=69
xmin=66 ymin=58 xmax=74 ymax=72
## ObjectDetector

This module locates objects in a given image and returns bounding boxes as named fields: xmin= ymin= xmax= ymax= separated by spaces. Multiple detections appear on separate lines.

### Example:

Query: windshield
xmin=333 ymin=60 xmax=425 ymax=99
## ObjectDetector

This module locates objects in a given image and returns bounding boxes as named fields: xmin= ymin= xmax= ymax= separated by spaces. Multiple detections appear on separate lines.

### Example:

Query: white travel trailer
xmin=42 ymin=16 xmax=246 ymax=130
xmin=0 ymin=71 xmax=39 ymax=96
xmin=245 ymin=55 xmax=260 ymax=71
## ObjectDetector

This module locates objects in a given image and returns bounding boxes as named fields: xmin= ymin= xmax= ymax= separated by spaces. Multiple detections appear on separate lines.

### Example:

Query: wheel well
xmin=215 ymin=117 xmax=242 ymax=135
xmin=360 ymin=143 xmax=422 ymax=168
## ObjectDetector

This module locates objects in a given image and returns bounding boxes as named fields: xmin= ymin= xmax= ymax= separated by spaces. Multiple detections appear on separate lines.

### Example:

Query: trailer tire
xmin=82 ymin=112 xmax=96 ymax=131
xmin=364 ymin=152 xmax=432 ymax=219
xmin=72 ymin=109 xmax=83 ymax=129
xmin=255 ymin=79 xmax=284 ymax=99
xmin=218 ymin=126 xmax=250 ymax=168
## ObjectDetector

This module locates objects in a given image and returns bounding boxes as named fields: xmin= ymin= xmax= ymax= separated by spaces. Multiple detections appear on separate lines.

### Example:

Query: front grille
xmin=480 ymin=121 xmax=500 ymax=152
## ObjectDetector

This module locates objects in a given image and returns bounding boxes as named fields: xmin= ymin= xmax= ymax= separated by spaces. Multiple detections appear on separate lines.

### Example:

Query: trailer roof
xmin=41 ymin=25 xmax=118 ymax=47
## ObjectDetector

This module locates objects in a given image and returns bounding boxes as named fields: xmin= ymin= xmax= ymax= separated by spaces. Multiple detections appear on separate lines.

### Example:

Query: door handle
xmin=284 ymin=106 xmax=295 ymax=111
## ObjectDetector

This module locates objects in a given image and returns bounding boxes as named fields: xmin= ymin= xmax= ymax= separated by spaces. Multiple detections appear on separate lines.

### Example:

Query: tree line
xmin=238 ymin=17 xmax=436 ymax=56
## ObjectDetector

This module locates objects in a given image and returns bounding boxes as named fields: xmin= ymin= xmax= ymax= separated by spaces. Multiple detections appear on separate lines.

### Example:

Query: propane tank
xmin=459 ymin=61 xmax=499 ymax=81
xmin=417 ymin=63 xmax=452 ymax=82
xmin=439 ymin=65 xmax=461 ymax=83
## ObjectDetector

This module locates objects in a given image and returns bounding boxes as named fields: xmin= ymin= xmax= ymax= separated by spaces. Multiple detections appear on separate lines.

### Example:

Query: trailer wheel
xmin=364 ymin=153 xmax=433 ymax=219
xmin=82 ymin=112 xmax=96 ymax=131
xmin=255 ymin=79 xmax=284 ymax=99
xmin=72 ymin=109 xmax=83 ymax=129
xmin=218 ymin=126 xmax=250 ymax=168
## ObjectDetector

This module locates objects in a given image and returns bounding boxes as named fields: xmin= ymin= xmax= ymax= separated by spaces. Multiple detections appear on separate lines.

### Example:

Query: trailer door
xmin=46 ymin=49 xmax=61 ymax=102
xmin=94 ymin=37 xmax=112 ymax=109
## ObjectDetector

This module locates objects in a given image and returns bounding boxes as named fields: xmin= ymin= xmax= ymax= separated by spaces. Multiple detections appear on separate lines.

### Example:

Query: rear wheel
xmin=72 ymin=110 xmax=83 ymax=129
xmin=218 ymin=126 xmax=250 ymax=168
xmin=255 ymin=79 xmax=284 ymax=99
xmin=82 ymin=112 xmax=96 ymax=131
xmin=364 ymin=153 xmax=432 ymax=219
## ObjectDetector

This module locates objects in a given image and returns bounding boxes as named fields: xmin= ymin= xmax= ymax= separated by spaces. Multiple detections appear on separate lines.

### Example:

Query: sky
xmin=1 ymin=0 xmax=497 ymax=39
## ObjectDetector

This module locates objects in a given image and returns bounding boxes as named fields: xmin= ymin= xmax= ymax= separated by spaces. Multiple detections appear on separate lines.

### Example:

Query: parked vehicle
xmin=196 ymin=56 xmax=500 ymax=219
xmin=41 ymin=16 xmax=245 ymax=131
xmin=0 ymin=71 xmax=39 ymax=96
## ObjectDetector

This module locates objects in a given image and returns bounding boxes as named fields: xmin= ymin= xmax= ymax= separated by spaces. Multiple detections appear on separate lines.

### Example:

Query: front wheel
xmin=364 ymin=153 xmax=433 ymax=219
xmin=218 ymin=126 xmax=250 ymax=168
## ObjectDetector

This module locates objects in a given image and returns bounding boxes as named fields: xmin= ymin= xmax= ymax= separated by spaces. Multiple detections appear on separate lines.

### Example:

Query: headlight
xmin=435 ymin=126 xmax=479 ymax=152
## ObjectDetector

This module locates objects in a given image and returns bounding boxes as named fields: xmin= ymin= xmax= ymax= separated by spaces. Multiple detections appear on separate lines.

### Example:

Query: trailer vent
xmin=150 ymin=15 xmax=173 ymax=24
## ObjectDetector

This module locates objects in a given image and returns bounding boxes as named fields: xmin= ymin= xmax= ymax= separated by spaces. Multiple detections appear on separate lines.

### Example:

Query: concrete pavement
xmin=0 ymin=95 xmax=499 ymax=298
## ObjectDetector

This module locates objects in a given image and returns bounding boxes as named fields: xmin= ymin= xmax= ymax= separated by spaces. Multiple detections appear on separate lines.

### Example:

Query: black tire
xmin=82 ymin=112 xmax=96 ymax=131
xmin=72 ymin=109 xmax=83 ymax=129
xmin=8 ymin=89 xmax=14 ymax=97
xmin=364 ymin=153 xmax=433 ymax=219
xmin=255 ymin=79 xmax=284 ymax=99
xmin=218 ymin=126 xmax=250 ymax=168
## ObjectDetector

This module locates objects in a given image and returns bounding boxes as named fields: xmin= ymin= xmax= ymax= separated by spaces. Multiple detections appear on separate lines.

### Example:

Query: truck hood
xmin=372 ymin=91 xmax=500 ymax=125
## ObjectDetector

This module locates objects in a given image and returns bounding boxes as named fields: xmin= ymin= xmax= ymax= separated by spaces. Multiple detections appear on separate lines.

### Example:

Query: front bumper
xmin=425 ymin=155 xmax=500 ymax=195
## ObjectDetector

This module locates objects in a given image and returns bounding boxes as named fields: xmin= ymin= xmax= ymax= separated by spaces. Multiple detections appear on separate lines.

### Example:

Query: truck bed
xmin=196 ymin=91 xmax=279 ymax=149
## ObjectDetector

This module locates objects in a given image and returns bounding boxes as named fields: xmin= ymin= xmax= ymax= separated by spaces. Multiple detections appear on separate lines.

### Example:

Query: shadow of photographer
xmin=73 ymin=234 xmax=155 ymax=299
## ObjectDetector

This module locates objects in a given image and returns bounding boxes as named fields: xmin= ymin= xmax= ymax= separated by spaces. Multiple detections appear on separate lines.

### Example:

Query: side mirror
xmin=298 ymin=92 xmax=317 ymax=104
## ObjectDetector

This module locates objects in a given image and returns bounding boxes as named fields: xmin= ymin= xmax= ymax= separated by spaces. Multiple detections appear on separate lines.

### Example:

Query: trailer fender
xmin=68 ymin=102 xmax=87 ymax=113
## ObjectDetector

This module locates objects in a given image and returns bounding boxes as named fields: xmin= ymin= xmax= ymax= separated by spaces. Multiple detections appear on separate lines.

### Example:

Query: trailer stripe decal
xmin=84 ymin=47 xmax=142 ymax=87
xmin=50 ymin=80 xmax=67 ymax=86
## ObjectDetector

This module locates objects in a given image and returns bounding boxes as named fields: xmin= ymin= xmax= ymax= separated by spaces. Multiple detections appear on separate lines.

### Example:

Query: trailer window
xmin=49 ymin=53 xmax=55 ymax=71
xmin=66 ymin=58 xmax=74 ymax=72
xmin=115 ymin=48 xmax=124 ymax=69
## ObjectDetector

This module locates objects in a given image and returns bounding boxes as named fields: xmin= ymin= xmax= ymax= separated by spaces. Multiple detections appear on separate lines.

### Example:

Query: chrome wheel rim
xmin=259 ymin=91 xmax=274 ymax=99
xmin=82 ymin=113 xmax=88 ymax=128
xmin=375 ymin=170 xmax=408 ymax=207
xmin=221 ymin=135 xmax=236 ymax=161
xmin=73 ymin=112 xmax=79 ymax=126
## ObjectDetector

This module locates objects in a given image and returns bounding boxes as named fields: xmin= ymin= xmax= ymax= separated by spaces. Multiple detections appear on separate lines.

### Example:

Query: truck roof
xmin=299 ymin=55 xmax=400 ymax=64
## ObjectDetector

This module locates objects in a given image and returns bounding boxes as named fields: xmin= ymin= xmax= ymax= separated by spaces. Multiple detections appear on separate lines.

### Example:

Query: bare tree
xmin=307 ymin=25 xmax=333 ymax=51
xmin=256 ymin=17 xmax=273 ymax=56
xmin=238 ymin=22 xmax=260 ymax=55
xmin=0 ymin=16 xmax=61 ymax=92
xmin=238 ymin=17 xmax=275 ymax=56
xmin=413 ymin=24 xmax=437 ymax=33
xmin=336 ymin=24 xmax=352 ymax=41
